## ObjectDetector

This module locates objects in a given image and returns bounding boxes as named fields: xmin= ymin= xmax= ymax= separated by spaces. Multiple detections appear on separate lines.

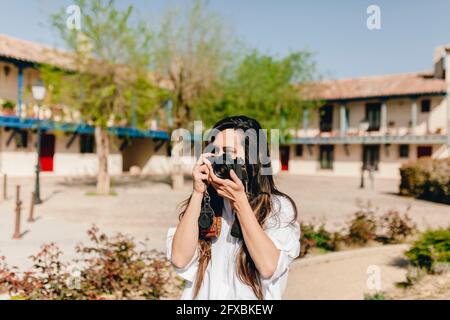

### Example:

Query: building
xmin=282 ymin=46 xmax=450 ymax=178
xmin=0 ymin=34 xmax=170 ymax=177
xmin=1 ymin=33 xmax=449 ymax=179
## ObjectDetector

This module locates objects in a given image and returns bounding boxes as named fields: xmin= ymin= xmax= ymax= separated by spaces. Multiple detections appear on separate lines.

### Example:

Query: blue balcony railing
xmin=0 ymin=115 xmax=169 ymax=140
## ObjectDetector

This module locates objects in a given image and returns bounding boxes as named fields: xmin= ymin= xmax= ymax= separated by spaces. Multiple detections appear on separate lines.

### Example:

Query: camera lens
xmin=214 ymin=164 xmax=229 ymax=179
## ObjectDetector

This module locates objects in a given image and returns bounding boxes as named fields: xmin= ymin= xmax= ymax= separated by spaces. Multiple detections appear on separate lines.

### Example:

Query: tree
xmin=152 ymin=0 xmax=238 ymax=188
xmin=200 ymin=50 xmax=322 ymax=139
xmin=41 ymin=0 xmax=165 ymax=194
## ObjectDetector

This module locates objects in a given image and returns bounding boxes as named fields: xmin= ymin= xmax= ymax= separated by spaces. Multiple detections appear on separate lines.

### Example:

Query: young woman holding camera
xmin=166 ymin=116 xmax=301 ymax=300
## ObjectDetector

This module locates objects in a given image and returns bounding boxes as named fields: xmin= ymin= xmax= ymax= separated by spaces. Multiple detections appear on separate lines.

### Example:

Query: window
xmin=399 ymin=145 xmax=409 ymax=158
xmin=319 ymin=105 xmax=333 ymax=132
xmin=417 ymin=146 xmax=432 ymax=158
xmin=295 ymin=144 xmax=303 ymax=157
xmin=421 ymin=99 xmax=431 ymax=113
xmin=365 ymin=103 xmax=381 ymax=131
xmin=80 ymin=134 xmax=95 ymax=153
xmin=15 ymin=130 xmax=28 ymax=148
xmin=363 ymin=145 xmax=380 ymax=170
xmin=319 ymin=145 xmax=334 ymax=169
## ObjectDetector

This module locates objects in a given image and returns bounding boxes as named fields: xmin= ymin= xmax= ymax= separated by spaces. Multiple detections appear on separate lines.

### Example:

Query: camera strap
xmin=198 ymin=169 xmax=249 ymax=241
xmin=198 ymin=191 xmax=222 ymax=239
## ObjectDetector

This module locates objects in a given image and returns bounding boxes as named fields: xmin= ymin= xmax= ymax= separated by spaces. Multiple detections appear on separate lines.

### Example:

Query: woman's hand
xmin=206 ymin=163 xmax=249 ymax=211
xmin=192 ymin=153 xmax=213 ymax=195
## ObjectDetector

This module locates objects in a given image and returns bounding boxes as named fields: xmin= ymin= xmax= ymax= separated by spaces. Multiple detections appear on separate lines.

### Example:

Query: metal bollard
xmin=28 ymin=191 xmax=35 ymax=222
xmin=13 ymin=185 xmax=22 ymax=239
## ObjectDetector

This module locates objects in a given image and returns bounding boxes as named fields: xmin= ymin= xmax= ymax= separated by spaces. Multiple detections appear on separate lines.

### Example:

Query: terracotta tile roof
xmin=301 ymin=72 xmax=447 ymax=101
xmin=0 ymin=34 xmax=75 ymax=70
xmin=1 ymin=34 xmax=447 ymax=99
xmin=0 ymin=34 xmax=172 ymax=87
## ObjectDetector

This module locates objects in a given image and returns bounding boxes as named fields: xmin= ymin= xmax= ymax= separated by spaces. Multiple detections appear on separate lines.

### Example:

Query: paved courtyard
xmin=0 ymin=173 xmax=448 ymax=294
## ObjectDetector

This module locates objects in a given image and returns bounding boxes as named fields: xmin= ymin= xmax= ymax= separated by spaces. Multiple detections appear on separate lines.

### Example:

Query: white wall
xmin=1 ymin=151 xmax=36 ymax=176
xmin=54 ymin=153 xmax=122 ymax=176
xmin=0 ymin=128 xmax=122 ymax=177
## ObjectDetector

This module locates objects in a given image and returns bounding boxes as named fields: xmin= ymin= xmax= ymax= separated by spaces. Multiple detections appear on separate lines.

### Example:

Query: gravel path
xmin=283 ymin=244 xmax=410 ymax=300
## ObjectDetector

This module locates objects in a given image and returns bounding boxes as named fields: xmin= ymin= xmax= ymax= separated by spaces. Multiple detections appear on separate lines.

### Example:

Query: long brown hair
xmin=176 ymin=116 xmax=298 ymax=299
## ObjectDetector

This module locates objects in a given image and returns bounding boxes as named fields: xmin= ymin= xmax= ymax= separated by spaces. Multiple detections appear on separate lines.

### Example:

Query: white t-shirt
xmin=166 ymin=194 xmax=301 ymax=300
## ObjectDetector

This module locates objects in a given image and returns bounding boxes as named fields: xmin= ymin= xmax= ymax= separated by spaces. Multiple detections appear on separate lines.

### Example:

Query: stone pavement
xmin=284 ymin=244 xmax=410 ymax=300
xmin=0 ymin=173 xmax=448 ymax=299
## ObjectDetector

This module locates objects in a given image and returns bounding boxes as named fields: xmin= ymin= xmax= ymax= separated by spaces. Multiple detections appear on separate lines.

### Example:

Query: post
xmin=303 ymin=108 xmax=309 ymax=135
xmin=34 ymin=105 xmax=42 ymax=204
xmin=28 ymin=192 xmax=35 ymax=222
xmin=410 ymin=98 xmax=417 ymax=134
xmin=369 ymin=166 xmax=375 ymax=190
xmin=340 ymin=104 xmax=347 ymax=136
xmin=13 ymin=185 xmax=22 ymax=239
xmin=17 ymin=64 xmax=24 ymax=117
xmin=360 ymin=166 xmax=365 ymax=189
xmin=3 ymin=173 xmax=7 ymax=200
xmin=131 ymin=95 xmax=137 ymax=128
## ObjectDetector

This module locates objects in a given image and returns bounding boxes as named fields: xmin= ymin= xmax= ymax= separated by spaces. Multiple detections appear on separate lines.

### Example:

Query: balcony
xmin=0 ymin=99 xmax=169 ymax=139
xmin=292 ymin=130 xmax=447 ymax=145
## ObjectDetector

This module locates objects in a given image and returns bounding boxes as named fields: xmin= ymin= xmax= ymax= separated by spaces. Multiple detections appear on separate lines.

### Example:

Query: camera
xmin=207 ymin=151 xmax=247 ymax=181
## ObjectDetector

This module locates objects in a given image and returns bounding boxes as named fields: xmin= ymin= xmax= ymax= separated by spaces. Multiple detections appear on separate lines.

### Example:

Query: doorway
xmin=40 ymin=133 xmax=55 ymax=172
xmin=365 ymin=103 xmax=381 ymax=131
xmin=362 ymin=145 xmax=380 ymax=170
xmin=319 ymin=145 xmax=334 ymax=169
xmin=280 ymin=146 xmax=290 ymax=171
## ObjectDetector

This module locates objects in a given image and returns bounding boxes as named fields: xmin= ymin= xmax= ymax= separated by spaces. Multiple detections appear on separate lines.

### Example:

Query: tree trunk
xmin=171 ymin=159 xmax=184 ymax=190
xmin=95 ymin=126 xmax=110 ymax=195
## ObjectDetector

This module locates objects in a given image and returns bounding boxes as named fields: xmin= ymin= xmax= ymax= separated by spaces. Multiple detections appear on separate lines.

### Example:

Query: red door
xmin=280 ymin=146 xmax=290 ymax=171
xmin=40 ymin=134 xmax=55 ymax=172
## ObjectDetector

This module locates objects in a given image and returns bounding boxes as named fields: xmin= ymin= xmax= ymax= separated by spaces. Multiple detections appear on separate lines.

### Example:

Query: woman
xmin=166 ymin=116 xmax=300 ymax=300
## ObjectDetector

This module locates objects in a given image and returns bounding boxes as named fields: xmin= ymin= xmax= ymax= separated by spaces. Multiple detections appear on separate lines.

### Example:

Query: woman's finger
xmin=211 ymin=181 xmax=221 ymax=190
xmin=204 ymin=160 xmax=214 ymax=174
xmin=196 ymin=152 xmax=214 ymax=165
xmin=216 ymin=189 xmax=228 ymax=198
xmin=199 ymin=164 xmax=209 ymax=174
xmin=209 ymin=168 xmax=229 ymax=186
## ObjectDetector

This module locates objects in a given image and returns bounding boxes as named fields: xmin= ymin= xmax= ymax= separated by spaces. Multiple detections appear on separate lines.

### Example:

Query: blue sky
xmin=1 ymin=0 xmax=450 ymax=79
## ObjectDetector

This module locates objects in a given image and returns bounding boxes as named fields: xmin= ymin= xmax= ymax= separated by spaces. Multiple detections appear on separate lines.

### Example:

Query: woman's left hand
xmin=207 ymin=165 xmax=248 ymax=210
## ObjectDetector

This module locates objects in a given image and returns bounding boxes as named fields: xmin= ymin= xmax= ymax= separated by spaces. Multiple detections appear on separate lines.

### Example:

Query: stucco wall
xmin=301 ymin=97 xmax=448 ymax=137
xmin=0 ymin=128 xmax=122 ymax=177
xmin=285 ymin=143 xmax=446 ymax=178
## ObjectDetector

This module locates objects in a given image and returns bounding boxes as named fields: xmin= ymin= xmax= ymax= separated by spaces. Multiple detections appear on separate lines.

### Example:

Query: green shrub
xmin=399 ymin=157 xmax=450 ymax=204
xmin=364 ymin=292 xmax=385 ymax=300
xmin=300 ymin=221 xmax=341 ymax=257
xmin=298 ymin=203 xmax=417 ymax=257
xmin=2 ymin=100 xmax=15 ymax=110
xmin=405 ymin=227 xmax=450 ymax=273
xmin=344 ymin=202 xmax=378 ymax=245
xmin=376 ymin=208 xmax=417 ymax=244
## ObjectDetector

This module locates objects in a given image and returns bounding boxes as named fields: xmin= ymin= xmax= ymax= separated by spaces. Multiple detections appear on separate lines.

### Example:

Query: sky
xmin=1 ymin=0 xmax=450 ymax=79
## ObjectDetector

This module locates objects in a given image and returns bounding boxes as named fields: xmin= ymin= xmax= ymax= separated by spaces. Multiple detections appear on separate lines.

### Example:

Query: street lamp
xmin=359 ymin=119 xmax=370 ymax=189
xmin=32 ymin=79 xmax=46 ymax=204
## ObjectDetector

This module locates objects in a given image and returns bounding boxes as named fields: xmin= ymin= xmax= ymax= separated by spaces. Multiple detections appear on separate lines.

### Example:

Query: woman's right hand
xmin=192 ymin=153 xmax=214 ymax=195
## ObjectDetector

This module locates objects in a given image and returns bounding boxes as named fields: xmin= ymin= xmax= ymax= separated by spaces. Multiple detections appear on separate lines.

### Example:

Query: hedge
xmin=399 ymin=157 xmax=450 ymax=205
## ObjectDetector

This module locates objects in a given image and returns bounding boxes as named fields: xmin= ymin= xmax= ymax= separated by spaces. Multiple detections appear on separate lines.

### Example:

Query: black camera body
xmin=207 ymin=152 xmax=248 ymax=181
